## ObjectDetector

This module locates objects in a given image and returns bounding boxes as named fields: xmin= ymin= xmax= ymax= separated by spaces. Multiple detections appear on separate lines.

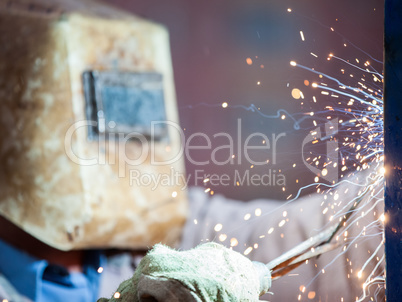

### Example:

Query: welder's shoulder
xmin=0 ymin=273 xmax=32 ymax=302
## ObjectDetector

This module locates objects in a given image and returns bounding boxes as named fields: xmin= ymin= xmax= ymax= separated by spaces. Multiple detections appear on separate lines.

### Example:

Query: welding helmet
xmin=0 ymin=0 xmax=188 ymax=250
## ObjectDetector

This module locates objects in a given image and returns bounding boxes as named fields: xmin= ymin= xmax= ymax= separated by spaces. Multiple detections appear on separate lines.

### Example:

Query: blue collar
xmin=0 ymin=239 xmax=104 ymax=302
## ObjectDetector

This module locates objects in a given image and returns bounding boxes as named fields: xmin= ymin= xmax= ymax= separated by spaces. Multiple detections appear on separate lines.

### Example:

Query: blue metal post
xmin=384 ymin=1 xmax=402 ymax=300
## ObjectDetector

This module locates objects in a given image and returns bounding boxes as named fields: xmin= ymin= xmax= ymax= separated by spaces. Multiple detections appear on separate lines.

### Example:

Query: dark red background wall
xmin=111 ymin=0 xmax=383 ymax=200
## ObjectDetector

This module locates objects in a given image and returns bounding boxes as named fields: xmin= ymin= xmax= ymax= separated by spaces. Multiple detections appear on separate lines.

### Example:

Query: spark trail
xmin=186 ymin=52 xmax=385 ymax=300
xmin=286 ymin=40 xmax=385 ymax=300
xmin=183 ymin=5 xmax=385 ymax=301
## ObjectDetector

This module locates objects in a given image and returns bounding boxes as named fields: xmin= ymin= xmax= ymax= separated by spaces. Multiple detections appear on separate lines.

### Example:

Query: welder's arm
xmin=181 ymin=183 xmax=384 ymax=302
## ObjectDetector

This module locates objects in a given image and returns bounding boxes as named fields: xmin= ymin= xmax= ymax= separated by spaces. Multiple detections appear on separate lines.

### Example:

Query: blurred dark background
xmin=111 ymin=0 xmax=383 ymax=200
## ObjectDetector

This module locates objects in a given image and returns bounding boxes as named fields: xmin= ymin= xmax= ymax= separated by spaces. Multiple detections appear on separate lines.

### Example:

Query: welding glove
xmin=98 ymin=242 xmax=271 ymax=302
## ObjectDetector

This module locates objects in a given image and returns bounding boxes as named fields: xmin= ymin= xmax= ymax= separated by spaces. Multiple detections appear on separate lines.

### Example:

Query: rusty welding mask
xmin=0 ymin=0 xmax=188 ymax=250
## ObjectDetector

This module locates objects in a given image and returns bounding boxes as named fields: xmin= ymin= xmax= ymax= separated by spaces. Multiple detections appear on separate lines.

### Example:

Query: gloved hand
xmin=98 ymin=242 xmax=271 ymax=302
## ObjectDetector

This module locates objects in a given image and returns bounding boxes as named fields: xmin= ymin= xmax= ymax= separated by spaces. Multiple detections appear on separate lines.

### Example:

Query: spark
xmin=278 ymin=219 xmax=286 ymax=227
xmin=244 ymin=246 xmax=253 ymax=255
xmin=214 ymin=224 xmax=223 ymax=232
xmin=230 ymin=238 xmax=239 ymax=247
xmin=219 ymin=234 xmax=227 ymax=242
xmin=300 ymin=30 xmax=305 ymax=41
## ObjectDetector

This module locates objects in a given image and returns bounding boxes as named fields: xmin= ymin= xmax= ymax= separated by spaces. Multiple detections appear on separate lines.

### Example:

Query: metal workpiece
xmin=384 ymin=0 xmax=402 ymax=300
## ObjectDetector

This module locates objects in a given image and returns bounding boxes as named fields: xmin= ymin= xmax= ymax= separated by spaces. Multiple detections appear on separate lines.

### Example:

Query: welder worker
xmin=0 ymin=0 xmax=187 ymax=301
xmin=0 ymin=1 xmax=384 ymax=302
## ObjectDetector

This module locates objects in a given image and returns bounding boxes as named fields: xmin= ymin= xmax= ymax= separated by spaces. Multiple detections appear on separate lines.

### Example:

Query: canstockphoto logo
xmin=302 ymin=118 xmax=338 ymax=183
